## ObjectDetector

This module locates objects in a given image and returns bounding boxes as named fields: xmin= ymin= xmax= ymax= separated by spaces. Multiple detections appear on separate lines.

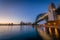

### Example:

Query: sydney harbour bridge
xmin=34 ymin=3 xmax=60 ymax=40
xmin=35 ymin=3 xmax=60 ymax=24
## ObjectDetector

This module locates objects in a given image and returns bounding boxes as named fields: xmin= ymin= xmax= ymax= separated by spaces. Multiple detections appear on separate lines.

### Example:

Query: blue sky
xmin=0 ymin=0 xmax=60 ymax=24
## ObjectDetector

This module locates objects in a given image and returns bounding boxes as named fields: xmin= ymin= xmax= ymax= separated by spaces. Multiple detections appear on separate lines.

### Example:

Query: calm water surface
xmin=0 ymin=25 xmax=60 ymax=40
xmin=39 ymin=26 xmax=60 ymax=40
xmin=0 ymin=25 xmax=43 ymax=40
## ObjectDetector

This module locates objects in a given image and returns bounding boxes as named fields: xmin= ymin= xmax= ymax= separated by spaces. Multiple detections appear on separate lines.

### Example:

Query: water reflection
xmin=49 ymin=27 xmax=52 ymax=36
xmin=55 ymin=28 xmax=59 ymax=38
xmin=0 ymin=25 xmax=40 ymax=40
xmin=0 ymin=26 xmax=20 ymax=37
xmin=0 ymin=25 xmax=34 ymax=34
xmin=0 ymin=25 xmax=60 ymax=40
xmin=37 ymin=25 xmax=60 ymax=40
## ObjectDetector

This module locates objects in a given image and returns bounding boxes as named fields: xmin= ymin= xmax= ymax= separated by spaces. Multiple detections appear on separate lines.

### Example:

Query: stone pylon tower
xmin=48 ymin=3 xmax=56 ymax=21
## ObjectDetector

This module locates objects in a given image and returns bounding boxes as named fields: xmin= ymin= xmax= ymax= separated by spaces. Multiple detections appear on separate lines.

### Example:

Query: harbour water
xmin=38 ymin=26 xmax=60 ymax=40
xmin=0 ymin=25 xmax=60 ymax=40
xmin=0 ymin=25 xmax=42 ymax=40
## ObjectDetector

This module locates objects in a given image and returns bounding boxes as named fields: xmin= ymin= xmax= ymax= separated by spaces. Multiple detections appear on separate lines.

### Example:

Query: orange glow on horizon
xmin=0 ymin=17 xmax=20 ymax=24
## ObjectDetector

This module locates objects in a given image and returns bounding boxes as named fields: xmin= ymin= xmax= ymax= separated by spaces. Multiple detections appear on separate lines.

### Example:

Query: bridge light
xmin=54 ymin=22 xmax=56 ymax=25
xmin=48 ymin=23 xmax=51 ymax=26
xmin=53 ymin=8 xmax=56 ymax=11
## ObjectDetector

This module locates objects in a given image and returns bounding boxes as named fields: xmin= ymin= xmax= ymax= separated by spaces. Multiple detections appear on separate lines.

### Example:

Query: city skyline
xmin=0 ymin=0 xmax=60 ymax=24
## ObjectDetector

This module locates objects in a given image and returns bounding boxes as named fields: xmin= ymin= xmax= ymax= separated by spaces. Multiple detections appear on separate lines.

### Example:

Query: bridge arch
xmin=35 ymin=13 xmax=48 ymax=24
